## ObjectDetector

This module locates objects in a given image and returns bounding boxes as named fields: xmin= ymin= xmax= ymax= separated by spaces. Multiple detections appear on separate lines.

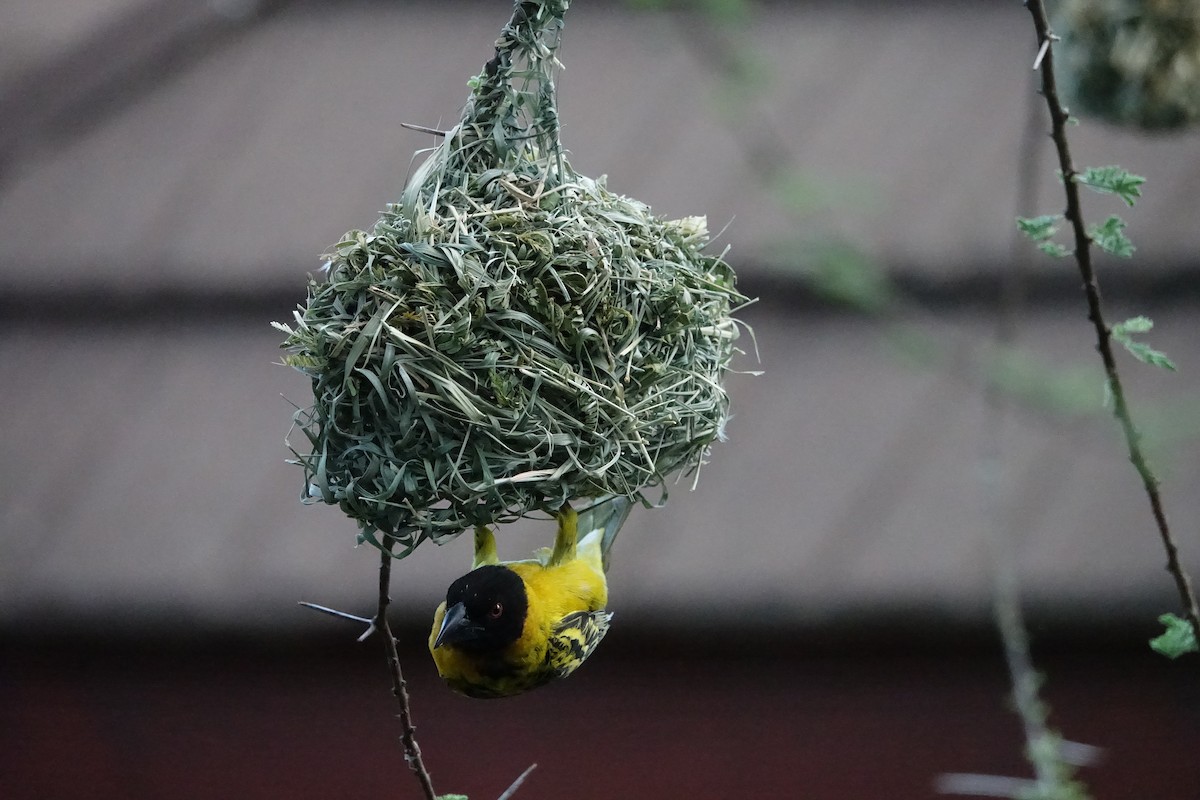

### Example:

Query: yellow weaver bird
xmin=429 ymin=496 xmax=632 ymax=699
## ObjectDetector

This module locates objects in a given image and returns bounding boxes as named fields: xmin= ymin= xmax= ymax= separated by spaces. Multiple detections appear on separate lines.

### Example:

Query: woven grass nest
xmin=1055 ymin=0 xmax=1200 ymax=131
xmin=277 ymin=0 xmax=748 ymax=554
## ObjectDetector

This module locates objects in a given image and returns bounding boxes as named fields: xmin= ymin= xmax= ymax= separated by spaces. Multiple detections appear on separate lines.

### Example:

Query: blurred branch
xmin=946 ymin=50 xmax=1095 ymax=800
xmin=1023 ymin=0 xmax=1200 ymax=651
xmin=0 ymin=0 xmax=289 ymax=187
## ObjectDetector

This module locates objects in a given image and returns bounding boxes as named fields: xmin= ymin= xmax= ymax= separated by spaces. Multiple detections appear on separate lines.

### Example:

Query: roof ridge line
xmin=0 ymin=0 xmax=292 ymax=187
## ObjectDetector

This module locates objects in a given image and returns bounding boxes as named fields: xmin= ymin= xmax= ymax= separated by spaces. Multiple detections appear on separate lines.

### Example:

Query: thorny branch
xmin=376 ymin=537 xmax=438 ymax=800
xmin=303 ymin=550 xmax=537 ymax=800
xmin=1024 ymin=0 xmax=1200 ymax=648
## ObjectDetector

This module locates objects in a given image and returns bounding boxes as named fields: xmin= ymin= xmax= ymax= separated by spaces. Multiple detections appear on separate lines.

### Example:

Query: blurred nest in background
xmin=277 ymin=0 xmax=747 ymax=553
xmin=1055 ymin=0 xmax=1200 ymax=131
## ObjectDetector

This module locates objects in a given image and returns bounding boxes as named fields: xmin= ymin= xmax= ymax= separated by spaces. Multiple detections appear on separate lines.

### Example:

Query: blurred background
xmin=2 ymin=0 xmax=1199 ymax=797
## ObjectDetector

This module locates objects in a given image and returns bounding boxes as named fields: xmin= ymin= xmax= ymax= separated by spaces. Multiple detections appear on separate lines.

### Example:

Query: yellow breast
xmin=428 ymin=554 xmax=609 ymax=698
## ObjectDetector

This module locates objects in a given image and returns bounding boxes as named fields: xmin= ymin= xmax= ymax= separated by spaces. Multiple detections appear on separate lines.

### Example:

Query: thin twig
xmin=376 ymin=536 xmax=438 ymax=800
xmin=1023 ymin=0 xmax=1200 ymax=646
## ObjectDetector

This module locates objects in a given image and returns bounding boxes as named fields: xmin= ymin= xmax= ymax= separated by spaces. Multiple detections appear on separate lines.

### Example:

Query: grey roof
xmin=1 ymin=0 xmax=1198 ymax=635
xmin=5 ymin=0 xmax=1200 ymax=289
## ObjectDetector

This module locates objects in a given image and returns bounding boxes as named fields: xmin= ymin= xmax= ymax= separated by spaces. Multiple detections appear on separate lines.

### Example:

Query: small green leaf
xmin=1150 ymin=613 xmax=1198 ymax=658
xmin=1038 ymin=241 xmax=1072 ymax=258
xmin=1016 ymin=214 xmax=1060 ymax=242
xmin=1018 ymin=215 xmax=1071 ymax=257
xmin=1088 ymin=215 xmax=1135 ymax=258
xmin=1111 ymin=316 xmax=1177 ymax=371
xmin=1123 ymin=340 xmax=1177 ymax=371
xmin=1077 ymin=166 xmax=1146 ymax=206
xmin=804 ymin=240 xmax=893 ymax=313
xmin=437 ymin=793 xmax=470 ymax=800
xmin=1112 ymin=316 xmax=1154 ymax=336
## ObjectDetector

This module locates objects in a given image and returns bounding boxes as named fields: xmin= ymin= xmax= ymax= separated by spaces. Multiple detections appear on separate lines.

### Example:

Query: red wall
xmin=3 ymin=634 xmax=1197 ymax=799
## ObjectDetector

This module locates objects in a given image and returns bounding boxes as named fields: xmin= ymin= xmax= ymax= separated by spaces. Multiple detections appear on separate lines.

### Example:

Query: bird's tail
xmin=575 ymin=495 xmax=633 ymax=573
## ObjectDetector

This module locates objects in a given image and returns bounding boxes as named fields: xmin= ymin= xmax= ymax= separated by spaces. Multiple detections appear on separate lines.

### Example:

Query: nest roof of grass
xmin=277 ymin=0 xmax=748 ymax=554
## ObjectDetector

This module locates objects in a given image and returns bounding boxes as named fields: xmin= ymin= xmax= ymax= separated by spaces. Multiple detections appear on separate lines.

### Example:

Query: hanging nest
xmin=1054 ymin=0 xmax=1200 ymax=131
xmin=277 ymin=0 xmax=747 ymax=554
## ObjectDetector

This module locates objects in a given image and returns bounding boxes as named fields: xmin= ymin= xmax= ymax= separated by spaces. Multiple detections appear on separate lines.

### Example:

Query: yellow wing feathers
xmin=429 ymin=499 xmax=628 ymax=698
xmin=548 ymin=609 xmax=613 ymax=679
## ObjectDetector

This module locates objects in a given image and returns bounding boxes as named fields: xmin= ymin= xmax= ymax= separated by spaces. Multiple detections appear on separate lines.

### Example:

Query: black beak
xmin=434 ymin=602 xmax=473 ymax=649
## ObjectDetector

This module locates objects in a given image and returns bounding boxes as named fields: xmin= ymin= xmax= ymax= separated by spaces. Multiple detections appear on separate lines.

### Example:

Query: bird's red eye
xmin=488 ymin=602 xmax=503 ymax=619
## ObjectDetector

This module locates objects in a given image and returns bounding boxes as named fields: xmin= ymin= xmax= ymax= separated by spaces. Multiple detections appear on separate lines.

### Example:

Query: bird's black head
xmin=435 ymin=565 xmax=528 ymax=653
